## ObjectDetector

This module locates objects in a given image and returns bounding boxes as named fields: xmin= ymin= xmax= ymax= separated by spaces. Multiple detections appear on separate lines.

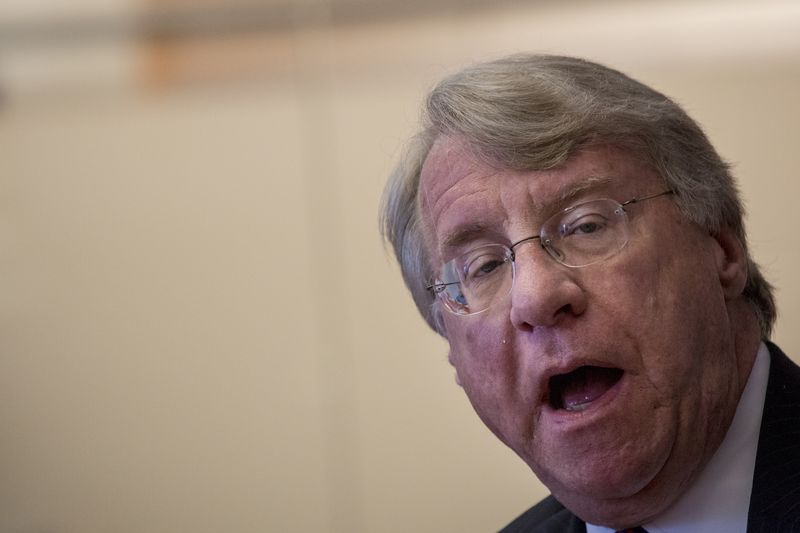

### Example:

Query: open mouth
xmin=548 ymin=366 xmax=624 ymax=412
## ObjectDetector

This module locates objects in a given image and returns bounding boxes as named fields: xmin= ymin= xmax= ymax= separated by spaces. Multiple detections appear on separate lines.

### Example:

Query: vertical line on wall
xmin=290 ymin=2 xmax=364 ymax=532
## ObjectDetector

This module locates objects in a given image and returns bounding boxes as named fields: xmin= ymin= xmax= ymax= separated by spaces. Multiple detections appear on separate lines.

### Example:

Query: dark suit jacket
xmin=500 ymin=342 xmax=800 ymax=533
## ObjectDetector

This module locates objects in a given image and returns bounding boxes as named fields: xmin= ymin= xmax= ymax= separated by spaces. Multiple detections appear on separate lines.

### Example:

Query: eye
xmin=477 ymin=258 xmax=504 ymax=274
xmin=463 ymin=252 xmax=508 ymax=282
xmin=466 ymin=258 xmax=502 ymax=279
xmin=574 ymin=221 xmax=601 ymax=234
xmin=559 ymin=214 xmax=608 ymax=237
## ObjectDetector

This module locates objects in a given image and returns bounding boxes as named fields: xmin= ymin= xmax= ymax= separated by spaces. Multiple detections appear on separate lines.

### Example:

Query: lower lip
xmin=543 ymin=372 xmax=627 ymax=427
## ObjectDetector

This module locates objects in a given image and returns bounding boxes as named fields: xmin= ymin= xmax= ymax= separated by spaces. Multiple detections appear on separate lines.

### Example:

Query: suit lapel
xmin=499 ymin=495 xmax=585 ymax=532
xmin=747 ymin=342 xmax=800 ymax=532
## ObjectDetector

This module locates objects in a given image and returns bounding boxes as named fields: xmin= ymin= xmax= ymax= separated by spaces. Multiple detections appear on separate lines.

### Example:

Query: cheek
xmin=448 ymin=321 xmax=508 ymax=385
xmin=610 ymin=244 xmax=733 ymax=400
xmin=446 ymin=309 xmax=508 ymax=357
xmin=446 ymin=319 xmax=525 ymax=437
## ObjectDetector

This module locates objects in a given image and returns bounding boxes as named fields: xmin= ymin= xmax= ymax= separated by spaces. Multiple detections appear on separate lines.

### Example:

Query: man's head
xmin=380 ymin=55 xmax=776 ymax=527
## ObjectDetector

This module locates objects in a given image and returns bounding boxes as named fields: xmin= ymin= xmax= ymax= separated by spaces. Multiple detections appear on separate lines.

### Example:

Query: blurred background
xmin=1 ymin=0 xmax=799 ymax=531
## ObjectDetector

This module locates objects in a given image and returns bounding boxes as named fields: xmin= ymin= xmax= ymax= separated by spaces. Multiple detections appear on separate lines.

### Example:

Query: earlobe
xmin=447 ymin=348 xmax=463 ymax=387
xmin=713 ymin=228 xmax=748 ymax=299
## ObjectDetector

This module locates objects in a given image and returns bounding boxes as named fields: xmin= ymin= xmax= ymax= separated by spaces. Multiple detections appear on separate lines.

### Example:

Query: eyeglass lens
xmin=437 ymin=198 xmax=631 ymax=315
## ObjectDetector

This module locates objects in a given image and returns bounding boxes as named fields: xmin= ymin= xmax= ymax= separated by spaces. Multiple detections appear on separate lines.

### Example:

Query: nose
xmin=509 ymin=241 xmax=587 ymax=332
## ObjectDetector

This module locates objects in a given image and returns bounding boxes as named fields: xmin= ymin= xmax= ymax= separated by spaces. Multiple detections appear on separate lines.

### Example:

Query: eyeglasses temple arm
xmin=621 ymin=189 xmax=674 ymax=207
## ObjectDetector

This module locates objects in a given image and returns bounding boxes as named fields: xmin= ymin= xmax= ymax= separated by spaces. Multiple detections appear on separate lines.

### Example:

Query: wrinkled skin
xmin=418 ymin=138 xmax=761 ymax=527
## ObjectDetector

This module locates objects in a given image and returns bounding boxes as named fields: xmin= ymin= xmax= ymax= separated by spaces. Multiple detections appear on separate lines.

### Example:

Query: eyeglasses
xmin=426 ymin=190 xmax=674 ymax=316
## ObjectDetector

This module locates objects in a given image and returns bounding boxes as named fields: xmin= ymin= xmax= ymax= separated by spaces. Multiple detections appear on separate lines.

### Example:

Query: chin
xmin=542 ymin=457 xmax=688 ymax=528
xmin=556 ymin=489 xmax=665 ymax=529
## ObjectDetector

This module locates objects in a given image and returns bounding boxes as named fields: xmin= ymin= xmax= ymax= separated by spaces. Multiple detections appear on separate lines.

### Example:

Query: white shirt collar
xmin=587 ymin=342 xmax=770 ymax=533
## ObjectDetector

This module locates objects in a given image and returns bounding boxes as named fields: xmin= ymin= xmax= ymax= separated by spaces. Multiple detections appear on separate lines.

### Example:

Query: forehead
xmin=418 ymin=137 xmax=656 ymax=253
xmin=418 ymin=138 xmax=488 ymax=212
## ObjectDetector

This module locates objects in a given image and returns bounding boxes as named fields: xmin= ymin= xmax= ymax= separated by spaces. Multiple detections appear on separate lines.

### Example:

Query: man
xmin=380 ymin=54 xmax=800 ymax=532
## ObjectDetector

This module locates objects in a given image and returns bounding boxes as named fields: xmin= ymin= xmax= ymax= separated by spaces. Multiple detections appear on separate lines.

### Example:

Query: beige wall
xmin=2 ymin=2 xmax=799 ymax=532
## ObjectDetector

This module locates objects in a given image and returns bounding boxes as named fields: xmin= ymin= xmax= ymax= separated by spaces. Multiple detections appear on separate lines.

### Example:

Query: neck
xmin=729 ymin=299 xmax=763 ymax=394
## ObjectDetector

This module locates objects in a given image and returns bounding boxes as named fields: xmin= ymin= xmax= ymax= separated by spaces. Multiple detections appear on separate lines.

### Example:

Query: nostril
xmin=557 ymin=303 xmax=574 ymax=316
xmin=509 ymin=281 xmax=587 ymax=331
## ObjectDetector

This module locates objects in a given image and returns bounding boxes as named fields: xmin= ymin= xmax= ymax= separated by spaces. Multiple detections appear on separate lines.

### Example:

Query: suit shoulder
xmin=499 ymin=496 xmax=584 ymax=533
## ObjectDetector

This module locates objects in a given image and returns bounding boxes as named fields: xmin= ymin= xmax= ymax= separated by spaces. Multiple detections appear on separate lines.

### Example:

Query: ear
xmin=447 ymin=348 xmax=463 ymax=388
xmin=712 ymin=227 xmax=748 ymax=299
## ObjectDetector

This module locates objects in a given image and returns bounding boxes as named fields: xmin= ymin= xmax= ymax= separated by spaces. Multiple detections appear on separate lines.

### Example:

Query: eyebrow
xmin=438 ymin=175 xmax=616 ymax=253
xmin=551 ymin=175 xmax=615 ymax=206
xmin=441 ymin=222 xmax=494 ymax=251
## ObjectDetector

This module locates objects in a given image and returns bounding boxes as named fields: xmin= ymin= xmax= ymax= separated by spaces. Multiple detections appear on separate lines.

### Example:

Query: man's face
xmin=419 ymin=138 xmax=750 ymax=525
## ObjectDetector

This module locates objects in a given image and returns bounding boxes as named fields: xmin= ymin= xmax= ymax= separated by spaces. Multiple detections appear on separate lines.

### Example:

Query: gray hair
xmin=380 ymin=54 xmax=775 ymax=338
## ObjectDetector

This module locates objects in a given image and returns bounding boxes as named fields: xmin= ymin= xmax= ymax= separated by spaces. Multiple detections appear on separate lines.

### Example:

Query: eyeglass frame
xmin=425 ymin=189 xmax=675 ymax=316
